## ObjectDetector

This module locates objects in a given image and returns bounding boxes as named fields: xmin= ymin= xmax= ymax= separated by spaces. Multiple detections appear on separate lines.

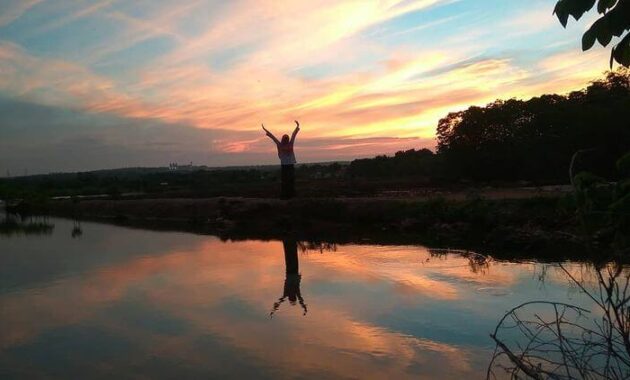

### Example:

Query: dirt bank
xmin=38 ymin=195 xmax=592 ymax=259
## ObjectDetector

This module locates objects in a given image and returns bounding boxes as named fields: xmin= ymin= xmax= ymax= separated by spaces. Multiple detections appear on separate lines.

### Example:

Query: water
xmin=0 ymin=217 xmax=626 ymax=379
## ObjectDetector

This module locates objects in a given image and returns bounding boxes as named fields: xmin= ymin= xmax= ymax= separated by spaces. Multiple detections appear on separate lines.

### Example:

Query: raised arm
xmin=262 ymin=124 xmax=280 ymax=145
xmin=290 ymin=120 xmax=300 ymax=144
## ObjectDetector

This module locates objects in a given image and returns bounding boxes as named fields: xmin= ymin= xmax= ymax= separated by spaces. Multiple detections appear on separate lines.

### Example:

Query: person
xmin=269 ymin=239 xmax=307 ymax=318
xmin=262 ymin=120 xmax=300 ymax=199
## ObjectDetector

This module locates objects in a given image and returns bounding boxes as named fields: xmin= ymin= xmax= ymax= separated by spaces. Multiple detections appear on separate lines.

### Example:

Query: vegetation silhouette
xmin=487 ymin=263 xmax=630 ymax=379
xmin=487 ymin=150 xmax=630 ymax=378
xmin=436 ymin=68 xmax=630 ymax=182
xmin=554 ymin=0 xmax=630 ymax=67
xmin=427 ymin=248 xmax=491 ymax=274
xmin=0 ymin=214 xmax=54 ymax=237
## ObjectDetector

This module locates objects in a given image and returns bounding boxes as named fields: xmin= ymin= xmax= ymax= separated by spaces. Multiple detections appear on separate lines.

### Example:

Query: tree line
xmin=350 ymin=68 xmax=630 ymax=183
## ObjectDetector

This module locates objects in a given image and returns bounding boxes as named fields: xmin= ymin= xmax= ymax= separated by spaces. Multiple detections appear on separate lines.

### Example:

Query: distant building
xmin=168 ymin=162 xmax=207 ymax=171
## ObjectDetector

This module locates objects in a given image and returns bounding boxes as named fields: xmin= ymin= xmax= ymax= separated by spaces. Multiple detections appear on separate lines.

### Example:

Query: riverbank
xmin=37 ymin=194 xmax=597 ymax=260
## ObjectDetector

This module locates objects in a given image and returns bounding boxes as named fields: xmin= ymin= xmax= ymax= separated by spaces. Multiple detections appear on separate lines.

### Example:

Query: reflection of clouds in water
xmin=1 ymin=237 xmax=479 ymax=377
xmin=302 ymin=245 xmax=524 ymax=302
xmin=3 ymin=242 xmax=478 ymax=376
xmin=0 ymin=222 xmax=608 ymax=378
xmin=475 ymin=287 xmax=511 ymax=296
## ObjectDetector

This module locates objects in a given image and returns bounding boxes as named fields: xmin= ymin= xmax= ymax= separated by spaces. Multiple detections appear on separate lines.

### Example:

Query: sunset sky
xmin=0 ymin=0 xmax=613 ymax=174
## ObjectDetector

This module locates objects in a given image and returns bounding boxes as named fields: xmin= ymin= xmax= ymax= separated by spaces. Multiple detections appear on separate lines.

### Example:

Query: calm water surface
xmin=0 ymin=217 xmax=617 ymax=379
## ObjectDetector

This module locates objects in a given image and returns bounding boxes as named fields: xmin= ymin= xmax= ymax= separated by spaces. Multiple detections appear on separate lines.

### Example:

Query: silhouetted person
xmin=270 ymin=239 xmax=307 ymax=318
xmin=262 ymin=121 xmax=300 ymax=199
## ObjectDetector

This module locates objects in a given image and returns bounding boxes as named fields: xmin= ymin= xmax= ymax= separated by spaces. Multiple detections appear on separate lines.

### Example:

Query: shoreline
xmin=32 ymin=195 xmax=604 ymax=261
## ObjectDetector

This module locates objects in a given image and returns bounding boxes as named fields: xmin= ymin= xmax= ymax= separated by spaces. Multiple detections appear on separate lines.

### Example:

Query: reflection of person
xmin=270 ymin=239 xmax=307 ymax=318
xmin=262 ymin=121 xmax=300 ymax=199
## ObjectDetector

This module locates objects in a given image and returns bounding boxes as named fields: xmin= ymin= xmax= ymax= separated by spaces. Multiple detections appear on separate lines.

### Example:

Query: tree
xmin=436 ymin=69 xmax=630 ymax=182
xmin=554 ymin=0 xmax=630 ymax=67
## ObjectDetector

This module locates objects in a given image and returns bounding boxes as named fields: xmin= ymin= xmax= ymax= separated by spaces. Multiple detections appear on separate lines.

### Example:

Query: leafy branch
xmin=554 ymin=0 xmax=630 ymax=67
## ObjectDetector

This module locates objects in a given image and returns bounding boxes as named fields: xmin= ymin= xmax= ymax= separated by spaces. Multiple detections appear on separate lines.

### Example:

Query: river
xmin=1 ymin=216 xmax=627 ymax=379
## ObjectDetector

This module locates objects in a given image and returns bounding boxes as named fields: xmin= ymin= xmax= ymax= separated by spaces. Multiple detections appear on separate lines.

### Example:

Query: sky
xmin=0 ymin=0 xmax=615 ymax=174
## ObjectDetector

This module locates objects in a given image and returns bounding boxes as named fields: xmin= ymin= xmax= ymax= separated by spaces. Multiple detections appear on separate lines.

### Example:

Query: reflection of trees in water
xmin=427 ymin=248 xmax=491 ymax=274
xmin=0 ymin=214 xmax=54 ymax=237
xmin=298 ymin=241 xmax=337 ymax=254
xmin=270 ymin=239 xmax=308 ymax=318
xmin=487 ymin=263 xmax=630 ymax=380
xmin=71 ymin=220 xmax=83 ymax=238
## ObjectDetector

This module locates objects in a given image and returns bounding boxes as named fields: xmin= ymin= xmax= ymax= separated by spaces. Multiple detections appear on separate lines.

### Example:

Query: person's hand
xmin=294 ymin=120 xmax=300 ymax=132
xmin=262 ymin=123 xmax=271 ymax=136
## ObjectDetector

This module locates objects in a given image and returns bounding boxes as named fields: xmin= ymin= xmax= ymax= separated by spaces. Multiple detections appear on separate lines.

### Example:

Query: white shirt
xmin=277 ymin=143 xmax=297 ymax=165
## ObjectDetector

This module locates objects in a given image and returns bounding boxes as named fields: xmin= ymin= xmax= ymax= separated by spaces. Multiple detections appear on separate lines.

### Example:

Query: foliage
xmin=554 ymin=0 xmax=630 ymax=67
xmin=346 ymin=148 xmax=437 ymax=179
xmin=437 ymin=68 xmax=630 ymax=182
xmin=572 ymin=150 xmax=630 ymax=255
xmin=0 ymin=164 xmax=350 ymax=200
xmin=617 ymin=151 xmax=630 ymax=176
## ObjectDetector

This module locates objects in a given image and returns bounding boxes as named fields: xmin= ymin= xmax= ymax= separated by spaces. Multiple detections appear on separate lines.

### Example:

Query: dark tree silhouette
xmin=347 ymin=148 xmax=436 ymax=179
xmin=554 ymin=0 xmax=630 ymax=67
xmin=437 ymin=68 xmax=630 ymax=181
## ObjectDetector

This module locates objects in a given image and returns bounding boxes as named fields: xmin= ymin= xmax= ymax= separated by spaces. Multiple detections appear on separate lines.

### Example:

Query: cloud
xmin=0 ymin=1 xmax=616 ymax=172
xmin=0 ymin=41 xmax=138 ymax=112
xmin=0 ymin=98 xmax=433 ymax=174
xmin=157 ymin=0 xmax=455 ymax=67
xmin=0 ymin=0 xmax=42 ymax=26
xmin=379 ymin=14 xmax=463 ymax=39
xmin=513 ymin=48 xmax=610 ymax=96
xmin=498 ymin=8 xmax=558 ymax=35
xmin=25 ymin=0 xmax=118 ymax=37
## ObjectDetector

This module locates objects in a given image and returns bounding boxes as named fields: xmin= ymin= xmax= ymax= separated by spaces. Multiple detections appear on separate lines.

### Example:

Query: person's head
xmin=281 ymin=134 xmax=290 ymax=144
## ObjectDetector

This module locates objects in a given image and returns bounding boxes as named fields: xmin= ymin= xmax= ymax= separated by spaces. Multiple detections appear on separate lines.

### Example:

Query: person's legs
xmin=287 ymin=164 xmax=295 ymax=198
xmin=281 ymin=165 xmax=289 ymax=199
xmin=280 ymin=164 xmax=295 ymax=199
